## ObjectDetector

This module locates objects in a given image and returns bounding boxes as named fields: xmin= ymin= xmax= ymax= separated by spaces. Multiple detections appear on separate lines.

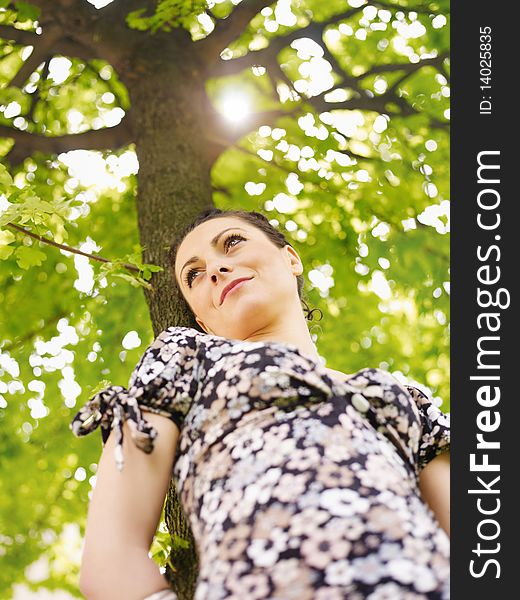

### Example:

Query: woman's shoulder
xmin=128 ymin=326 xmax=204 ymax=382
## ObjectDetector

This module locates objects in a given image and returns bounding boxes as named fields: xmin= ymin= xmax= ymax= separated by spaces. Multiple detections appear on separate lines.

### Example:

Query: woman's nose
xmin=208 ymin=263 xmax=231 ymax=282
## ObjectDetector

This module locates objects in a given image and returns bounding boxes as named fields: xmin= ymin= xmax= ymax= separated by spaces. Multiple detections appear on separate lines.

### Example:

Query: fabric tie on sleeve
xmin=69 ymin=385 xmax=159 ymax=472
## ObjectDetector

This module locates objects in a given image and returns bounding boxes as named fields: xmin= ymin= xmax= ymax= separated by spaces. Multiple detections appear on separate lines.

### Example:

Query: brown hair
xmin=168 ymin=208 xmax=322 ymax=329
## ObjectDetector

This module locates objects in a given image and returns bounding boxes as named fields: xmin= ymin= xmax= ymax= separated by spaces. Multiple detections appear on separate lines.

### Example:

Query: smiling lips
xmin=220 ymin=277 xmax=252 ymax=305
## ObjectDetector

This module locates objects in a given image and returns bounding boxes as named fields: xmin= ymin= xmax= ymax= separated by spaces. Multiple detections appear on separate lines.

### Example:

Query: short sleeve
xmin=69 ymin=326 xmax=201 ymax=471
xmin=405 ymin=384 xmax=450 ymax=473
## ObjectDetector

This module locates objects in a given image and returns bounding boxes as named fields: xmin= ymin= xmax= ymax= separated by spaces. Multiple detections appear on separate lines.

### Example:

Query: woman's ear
xmin=195 ymin=316 xmax=214 ymax=335
xmin=284 ymin=245 xmax=303 ymax=276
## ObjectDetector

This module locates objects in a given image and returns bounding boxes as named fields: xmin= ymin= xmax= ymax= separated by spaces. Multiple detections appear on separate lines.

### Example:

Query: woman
xmin=71 ymin=208 xmax=450 ymax=600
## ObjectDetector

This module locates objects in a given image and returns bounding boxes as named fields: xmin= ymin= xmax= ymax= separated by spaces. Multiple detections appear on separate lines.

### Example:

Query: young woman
xmin=72 ymin=208 xmax=450 ymax=600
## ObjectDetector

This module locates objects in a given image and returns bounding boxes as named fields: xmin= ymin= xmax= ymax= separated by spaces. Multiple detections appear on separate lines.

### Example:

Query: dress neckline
xmin=251 ymin=337 xmax=355 ymax=383
xmin=196 ymin=328 xmax=357 ymax=391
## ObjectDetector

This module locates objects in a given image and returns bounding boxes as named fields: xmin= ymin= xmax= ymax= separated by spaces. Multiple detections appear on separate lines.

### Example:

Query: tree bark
xmin=122 ymin=35 xmax=214 ymax=334
xmin=122 ymin=36 xmax=213 ymax=600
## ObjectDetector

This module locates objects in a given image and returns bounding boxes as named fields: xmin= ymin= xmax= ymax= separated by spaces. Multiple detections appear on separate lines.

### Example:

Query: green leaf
xmin=110 ymin=271 xmax=152 ymax=288
xmin=85 ymin=379 xmax=113 ymax=399
xmin=0 ymin=205 xmax=22 ymax=227
xmin=0 ymin=229 xmax=16 ymax=246
xmin=172 ymin=534 xmax=190 ymax=550
xmin=14 ymin=1 xmax=40 ymax=21
xmin=0 ymin=163 xmax=13 ymax=189
xmin=126 ymin=0 xmax=208 ymax=33
xmin=142 ymin=263 xmax=163 ymax=273
xmin=0 ymin=245 xmax=14 ymax=259
xmin=0 ymin=87 xmax=29 ymax=110
xmin=14 ymin=245 xmax=46 ymax=269
xmin=125 ymin=8 xmax=150 ymax=32
xmin=18 ymin=196 xmax=56 ymax=225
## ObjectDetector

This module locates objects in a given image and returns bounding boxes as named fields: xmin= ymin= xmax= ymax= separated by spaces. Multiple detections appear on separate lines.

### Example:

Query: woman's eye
xmin=184 ymin=233 xmax=246 ymax=288
xmin=224 ymin=233 xmax=246 ymax=252
xmin=184 ymin=268 xmax=200 ymax=288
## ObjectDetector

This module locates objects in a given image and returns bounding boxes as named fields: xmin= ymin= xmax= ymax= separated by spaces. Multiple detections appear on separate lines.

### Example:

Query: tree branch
xmin=25 ymin=0 xmax=134 ymax=72
xmin=318 ymin=44 xmax=364 ymax=94
xmin=18 ymin=0 xmax=55 ymax=11
xmin=337 ymin=149 xmax=377 ymax=162
xmin=238 ymin=141 xmax=377 ymax=171
xmin=27 ymin=56 xmax=50 ymax=124
xmin=1 ymin=121 xmax=133 ymax=167
xmin=199 ymin=0 xmax=272 ymax=59
xmin=386 ymin=70 xmax=417 ymax=96
xmin=263 ymin=57 xmax=300 ymax=102
xmin=388 ymin=93 xmax=449 ymax=130
xmin=55 ymin=36 xmax=106 ymax=62
xmin=370 ymin=1 xmax=449 ymax=16
xmin=7 ymin=27 xmax=60 ymax=88
xmin=206 ymin=51 xmax=449 ymax=164
xmin=438 ymin=61 xmax=450 ymax=84
xmin=301 ymin=81 xmax=449 ymax=138
xmin=358 ymin=52 xmax=449 ymax=80
xmin=0 ymin=23 xmax=104 ymax=62
xmin=6 ymin=222 xmax=140 ymax=272
xmin=0 ymin=24 xmax=40 ymax=46
xmin=304 ymin=94 xmax=389 ymax=115
xmin=209 ymin=6 xmax=365 ymax=78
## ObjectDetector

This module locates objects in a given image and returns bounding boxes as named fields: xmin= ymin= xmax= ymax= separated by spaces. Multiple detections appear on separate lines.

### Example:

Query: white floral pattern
xmin=71 ymin=326 xmax=450 ymax=598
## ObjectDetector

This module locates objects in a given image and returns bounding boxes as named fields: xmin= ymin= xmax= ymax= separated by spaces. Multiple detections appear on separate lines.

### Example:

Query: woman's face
xmin=174 ymin=217 xmax=303 ymax=339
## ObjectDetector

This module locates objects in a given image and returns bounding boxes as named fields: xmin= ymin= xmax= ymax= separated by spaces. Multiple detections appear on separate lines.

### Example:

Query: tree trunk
xmin=123 ymin=37 xmax=213 ymax=599
xmin=125 ymin=35 xmax=214 ymax=336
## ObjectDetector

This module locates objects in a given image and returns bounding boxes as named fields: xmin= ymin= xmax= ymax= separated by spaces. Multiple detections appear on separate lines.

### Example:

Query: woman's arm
xmin=79 ymin=412 xmax=179 ymax=600
xmin=418 ymin=450 xmax=450 ymax=537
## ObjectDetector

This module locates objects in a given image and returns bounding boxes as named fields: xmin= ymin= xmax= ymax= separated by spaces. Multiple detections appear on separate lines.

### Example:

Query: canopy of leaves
xmin=0 ymin=0 xmax=449 ymax=597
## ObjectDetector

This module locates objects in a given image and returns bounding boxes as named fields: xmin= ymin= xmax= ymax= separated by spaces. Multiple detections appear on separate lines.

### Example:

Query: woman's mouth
xmin=220 ymin=277 xmax=252 ymax=304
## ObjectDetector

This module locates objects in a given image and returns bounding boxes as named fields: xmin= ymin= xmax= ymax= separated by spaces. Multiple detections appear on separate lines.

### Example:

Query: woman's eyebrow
xmin=180 ymin=227 xmax=248 ymax=277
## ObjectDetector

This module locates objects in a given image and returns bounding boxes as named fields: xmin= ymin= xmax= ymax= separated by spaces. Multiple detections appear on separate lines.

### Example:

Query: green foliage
xmin=126 ymin=0 xmax=208 ymax=33
xmin=96 ymin=252 xmax=164 ymax=289
xmin=0 ymin=161 xmax=12 ymax=187
xmin=0 ymin=0 xmax=39 ymax=24
xmin=149 ymin=514 xmax=192 ymax=575
xmin=13 ymin=1 xmax=40 ymax=22
xmin=0 ymin=0 xmax=450 ymax=597
xmin=0 ymin=87 xmax=28 ymax=113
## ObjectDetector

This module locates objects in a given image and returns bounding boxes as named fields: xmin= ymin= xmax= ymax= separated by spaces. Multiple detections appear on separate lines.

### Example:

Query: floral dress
xmin=71 ymin=326 xmax=450 ymax=600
